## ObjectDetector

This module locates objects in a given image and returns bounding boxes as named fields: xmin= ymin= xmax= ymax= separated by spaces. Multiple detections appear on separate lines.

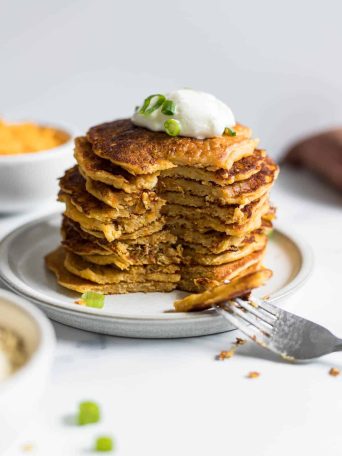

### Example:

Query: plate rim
xmin=0 ymin=212 xmax=314 ymax=322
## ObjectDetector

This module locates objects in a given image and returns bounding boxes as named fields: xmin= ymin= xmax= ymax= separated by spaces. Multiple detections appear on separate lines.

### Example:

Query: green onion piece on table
xmin=224 ymin=127 xmax=236 ymax=136
xmin=139 ymin=94 xmax=165 ymax=115
xmin=95 ymin=436 xmax=114 ymax=452
xmin=164 ymin=119 xmax=181 ymax=136
xmin=81 ymin=292 xmax=105 ymax=308
xmin=78 ymin=401 xmax=101 ymax=425
xmin=161 ymin=99 xmax=176 ymax=116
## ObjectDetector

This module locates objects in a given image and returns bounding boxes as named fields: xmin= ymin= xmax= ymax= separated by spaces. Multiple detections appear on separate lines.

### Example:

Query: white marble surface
xmin=1 ymin=168 xmax=341 ymax=455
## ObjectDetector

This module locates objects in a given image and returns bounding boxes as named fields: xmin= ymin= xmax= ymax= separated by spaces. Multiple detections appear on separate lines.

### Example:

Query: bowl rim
xmin=0 ymin=288 xmax=55 ymax=395
xmin=0 ymin=118 xmax=78 ymax=163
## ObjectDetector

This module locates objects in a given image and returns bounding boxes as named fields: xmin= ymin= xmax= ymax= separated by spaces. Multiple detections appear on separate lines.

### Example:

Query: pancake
xmin=81 ymin=244 xmax=182 ymax=267
xmin=63 ymin=216 xmax=174 ymax=248
xmin=174 ymin=269 xmax=272 ymax=312
xmin=183 ymin=234 xmax=267 ymax=266
xmin=84 ymin=175 xmax=164 ymax=213
xmin=178 ymin=247 xmax=266 ymax=292
xmin=60 ymin=166 xmax=164 ymax=219
xmin=62 ymin=218 xmax=182 ymax=270
xmin=64 ymin=251 xmax=180 ymax=284
xmin=170 ymin=218 xmax=272 ymax=254
xmin=87 ymin=119 xmax=259 ymax=174
xmin=45 ymin=247 xmax=176 ymax=293
xmin=160 ymin=150 xmax=266 ymax=186
xmin=61 ymin=194 xmax=163 ymax=242
xmin=74 ymin=136 xmax=159 ymax=192
xmin=158 ymin=157 xmax=279 ymax=205
xmin=166 ymin=201 xmax=269 ymax=236
xmin=77 ymin=218 xmax=166 ymax=241
xmin=162 ymin=194 xmax=268 ymax=225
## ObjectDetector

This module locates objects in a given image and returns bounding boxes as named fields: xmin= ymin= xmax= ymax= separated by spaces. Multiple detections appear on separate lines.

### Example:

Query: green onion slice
xmin=164 ymin=119 xmax=181 ymax=136
xmin=139 ymin=94 xmax=165 ymax=115
xmin=95 ymin=436 xmax=114 ymax=452
xmin=161 ymin=99 xmax=176 ymax=116
xmin=224 ymin=127 xmax=236 ymax=137
xmin=81 ymin=292 xmax=105 ymax=309
xmin=78 ymin=401 xmax=101 ymax=425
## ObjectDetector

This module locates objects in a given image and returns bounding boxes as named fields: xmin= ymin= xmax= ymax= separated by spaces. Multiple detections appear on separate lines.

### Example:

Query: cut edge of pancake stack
xmin=45 ymin=118 xmax=278 ymax=298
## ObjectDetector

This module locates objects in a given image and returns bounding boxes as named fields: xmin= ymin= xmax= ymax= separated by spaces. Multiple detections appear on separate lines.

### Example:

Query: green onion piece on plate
xmin=81 ymin=292 xmax=105 ymax=309
xmin=161 ymin=99 xmax=176 ymax=116
xmin=224 ymin=127 xmax=236 ymax=136
xmin=95 ymin=436 xmax=114 ymax=452
xmin=164 ymin=119 xmax=181 ymax=136
xmin=78 ymin=401 xmax=101 ymax=425
xmin=139 ymin=94 xmax=165 ymax=115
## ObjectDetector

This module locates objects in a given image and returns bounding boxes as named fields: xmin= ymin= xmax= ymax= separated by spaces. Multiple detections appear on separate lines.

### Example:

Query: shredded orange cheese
xmin=0 ymin=119 xmax=69 ymax=155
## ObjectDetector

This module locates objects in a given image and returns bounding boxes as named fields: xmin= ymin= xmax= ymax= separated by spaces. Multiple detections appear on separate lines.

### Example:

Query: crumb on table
xmin=329 ymin=367 xmax=340 ymax=377
xmin=246 ymin=371 xmax=260 ymax=379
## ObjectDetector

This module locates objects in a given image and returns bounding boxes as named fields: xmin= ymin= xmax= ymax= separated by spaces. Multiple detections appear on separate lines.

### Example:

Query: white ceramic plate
xmin=0 ymin=213 xmax=313 ymax=338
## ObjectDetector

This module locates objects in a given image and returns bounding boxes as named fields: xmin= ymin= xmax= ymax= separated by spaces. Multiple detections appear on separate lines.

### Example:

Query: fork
xmin=215 ymin=297 xmax=342 ymax=360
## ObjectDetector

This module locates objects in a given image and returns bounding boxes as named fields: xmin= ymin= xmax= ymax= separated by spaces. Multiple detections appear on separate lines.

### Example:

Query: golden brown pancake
xmin=60 ymin=166 xmax=164 ymax=219
xmin=158 ymin=157 xmax=279 ymax=205
xmin=84 ymin=175 xmax=164 ymax=213
xmin=45 ymin=247 xmax=176 ymax=293
xmin=77 ymin=218 xmax=166 ymax=241
xmin=178 ymin=247 xmax=266 ymax=292
xmin=64 ymin=251 xmax=180 ymax=284
xmin=183 ymin=234 xmax=267 ymax=266
xmin=63 ymin=216 xmax=172 ymax=248
xmin=161 ymin=150 xmax=266 ymax=186
xmin=166 ymin=200 xmax=269 ymax=236
xmin=87 ymin=119 xmax=259 ymax=174
xmin=169 ymin=217 xmax=272 ymax=254
xmin=60 ymin=193 xmax=163 ymax=242
xmin=62 ymin=218 xmax=182 ymax=270
xmin=162 ymin=194 xmax=268 ymax=225
xmin=74 ymin=137 xmax=159 ymax=192
xmin=174 ymin=269 xmax=272 ymax=312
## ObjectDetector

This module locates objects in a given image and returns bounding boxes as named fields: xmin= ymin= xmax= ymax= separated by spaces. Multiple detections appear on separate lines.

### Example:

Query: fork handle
xmin=334 ymin=339 xmax=342 ymax=352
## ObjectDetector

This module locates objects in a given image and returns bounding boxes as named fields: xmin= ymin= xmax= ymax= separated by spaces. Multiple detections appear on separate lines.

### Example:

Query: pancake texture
xmin=46 ymin=117 xmax=278 ymax=298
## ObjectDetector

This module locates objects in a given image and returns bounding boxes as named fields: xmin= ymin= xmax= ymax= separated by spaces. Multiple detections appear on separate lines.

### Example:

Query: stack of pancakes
xmin=46 ymin=119 xmax=278 ymax=295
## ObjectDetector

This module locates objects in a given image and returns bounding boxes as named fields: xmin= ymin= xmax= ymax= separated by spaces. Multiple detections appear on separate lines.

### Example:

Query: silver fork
xmin=216 ymin=297 xmax=342 ymax=360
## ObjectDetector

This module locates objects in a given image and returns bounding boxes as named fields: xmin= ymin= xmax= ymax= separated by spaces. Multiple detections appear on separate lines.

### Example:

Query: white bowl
xmin=0 ymin=120 xmax=77 ymax=213
xmin=0 ymin=289 xmax=55 ymax=454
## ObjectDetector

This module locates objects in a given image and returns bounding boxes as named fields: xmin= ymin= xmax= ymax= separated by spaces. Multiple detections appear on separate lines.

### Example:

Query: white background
xmin=1 ymin=0 xmax=342 ymax=159
xmin=1 ymin=1 xmax=342 ymax=455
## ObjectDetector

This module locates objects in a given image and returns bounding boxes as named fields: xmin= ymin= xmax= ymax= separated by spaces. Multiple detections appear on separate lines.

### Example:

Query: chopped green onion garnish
xmin=81 ymin=292 xmax=105 ymax=309
xmin=164 ymin=119 xmax=181 ymax=137
xmin=161 ymin=99 xmax=176 ymax=116
xmin=224 ymin=127 xmax=236 ymax=136
xmin=139 ymin=94 xmax=165 ymax=115
xmin=95 ymin=436 xmax=114 ymax=452
xmin=78 ymin=401 xmax=101 ymax=425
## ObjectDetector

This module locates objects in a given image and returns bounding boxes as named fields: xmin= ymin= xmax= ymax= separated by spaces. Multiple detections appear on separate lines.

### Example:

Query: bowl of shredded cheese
xmin=0 ymin=289 xmax=55 ymax=453
xmin=0 ymin=118 xmax=76 ymax=212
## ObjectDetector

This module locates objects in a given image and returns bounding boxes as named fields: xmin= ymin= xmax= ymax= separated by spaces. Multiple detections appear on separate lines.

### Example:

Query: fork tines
xmin=218 ymin=297 xmax=279 ymax=347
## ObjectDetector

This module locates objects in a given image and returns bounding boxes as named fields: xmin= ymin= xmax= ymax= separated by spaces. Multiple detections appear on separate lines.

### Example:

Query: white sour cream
xmin=131 ymin=89 xmax=235 ymax=139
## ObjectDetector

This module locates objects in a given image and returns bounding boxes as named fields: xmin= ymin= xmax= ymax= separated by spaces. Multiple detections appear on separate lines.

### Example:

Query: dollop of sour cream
xmin=131 ymin=89 xmax=235 ymax=139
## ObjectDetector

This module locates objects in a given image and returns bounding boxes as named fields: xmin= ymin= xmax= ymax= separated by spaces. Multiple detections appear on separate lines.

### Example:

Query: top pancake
xmin=87 ymin=119 xmax=259 ymax=174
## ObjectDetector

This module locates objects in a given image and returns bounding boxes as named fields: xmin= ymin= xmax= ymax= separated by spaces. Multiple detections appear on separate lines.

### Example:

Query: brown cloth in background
xmin=283 ymin=128 xmax=342 ymax=192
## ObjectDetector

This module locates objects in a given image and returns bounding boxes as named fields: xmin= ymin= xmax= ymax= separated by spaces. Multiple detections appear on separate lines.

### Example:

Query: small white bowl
xmin=0 ymin=120 xmax=77 ymax=213
xmin=0 ymin=289 xmax=55 ymax=454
